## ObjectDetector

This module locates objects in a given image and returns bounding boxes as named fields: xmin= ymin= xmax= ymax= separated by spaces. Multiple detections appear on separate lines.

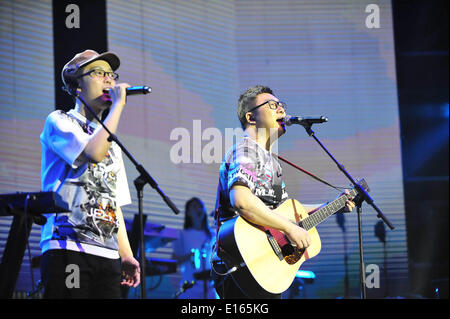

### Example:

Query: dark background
xmin=53 ymin=0 xmax=108 ymax=112
xmin=392 ymin=0 xmax=449 ymax=298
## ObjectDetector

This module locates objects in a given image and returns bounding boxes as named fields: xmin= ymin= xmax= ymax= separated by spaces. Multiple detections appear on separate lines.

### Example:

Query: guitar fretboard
xmin=299 ymin=188 xmax=358 ymax=231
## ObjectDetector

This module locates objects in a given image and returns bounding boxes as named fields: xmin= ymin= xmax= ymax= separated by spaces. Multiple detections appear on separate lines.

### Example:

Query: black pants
xmin=40 ymin=249 xmax=121 ymax=299
xmin=212 ymin=261 xmax=281 ymax=299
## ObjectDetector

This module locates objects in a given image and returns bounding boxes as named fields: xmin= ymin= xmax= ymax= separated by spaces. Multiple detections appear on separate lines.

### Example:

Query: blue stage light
xmin=441 ymin=103 xmax=449 ymax=118
xmin=296 ymin=270 xmax=316 ymax=279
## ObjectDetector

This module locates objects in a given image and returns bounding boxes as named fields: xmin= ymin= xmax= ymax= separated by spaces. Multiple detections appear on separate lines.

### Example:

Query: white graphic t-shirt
xmin=40 ymin=109 xmax=131 ymax=259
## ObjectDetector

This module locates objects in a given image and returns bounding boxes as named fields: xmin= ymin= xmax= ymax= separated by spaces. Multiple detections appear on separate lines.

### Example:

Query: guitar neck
xmin=299 ymin=188 xmax=358 ymax=230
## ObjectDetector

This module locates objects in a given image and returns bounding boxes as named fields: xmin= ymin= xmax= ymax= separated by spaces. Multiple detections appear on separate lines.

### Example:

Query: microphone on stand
xmin=103 ymin=86 xmax=152 ymax=96
xmin=283 ymin=115 xmax=328 ymax=126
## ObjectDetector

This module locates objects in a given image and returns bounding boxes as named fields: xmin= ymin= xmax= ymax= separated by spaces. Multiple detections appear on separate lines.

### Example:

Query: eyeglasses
xmin=248 ymin=100 xmax=287 ymax=113
xmin=76 ymin=69 xmax=119 ymax=80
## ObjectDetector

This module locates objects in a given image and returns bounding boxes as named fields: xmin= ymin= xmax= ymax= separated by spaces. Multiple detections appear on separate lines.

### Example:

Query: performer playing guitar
xmin=211 ymin=85 xmax=356 ymax=299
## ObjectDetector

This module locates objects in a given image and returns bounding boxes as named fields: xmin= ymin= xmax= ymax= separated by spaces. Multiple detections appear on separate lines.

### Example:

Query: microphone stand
xmin=336 ymin=212 xmax=349 ymax=298
xmin=74 ymin=93 xmax=180 ymax=299
xmin=300 ymin=123 xmax=395 ymax=299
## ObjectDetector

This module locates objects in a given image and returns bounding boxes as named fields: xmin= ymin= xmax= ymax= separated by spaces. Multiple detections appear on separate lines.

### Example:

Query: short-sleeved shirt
xmin=216 ymin=135 xmax=288 ymax=221
xmin=40 ymin=109 xmax=131 ymax=259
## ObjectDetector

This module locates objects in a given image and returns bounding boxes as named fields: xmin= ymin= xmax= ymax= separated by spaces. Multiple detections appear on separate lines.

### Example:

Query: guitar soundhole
xmin=282 ymin=246 xmax=304 ymax=265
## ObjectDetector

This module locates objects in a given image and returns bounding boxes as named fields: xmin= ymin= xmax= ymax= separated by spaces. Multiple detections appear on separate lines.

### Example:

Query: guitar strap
xmin=274 ymin=154 xmax=344 ymax=192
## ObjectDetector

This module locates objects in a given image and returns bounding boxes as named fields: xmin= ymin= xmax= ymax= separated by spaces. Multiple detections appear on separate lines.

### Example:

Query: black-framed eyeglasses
xmin=76 ymin=69 xmax=119 ymax=80
xmin=248 ymin=100 xmax=287 ymax=113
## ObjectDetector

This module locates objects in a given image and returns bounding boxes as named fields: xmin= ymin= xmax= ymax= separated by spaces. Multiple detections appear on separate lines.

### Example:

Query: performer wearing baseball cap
xmin=39 ymin=50 xmax=140 ymax=298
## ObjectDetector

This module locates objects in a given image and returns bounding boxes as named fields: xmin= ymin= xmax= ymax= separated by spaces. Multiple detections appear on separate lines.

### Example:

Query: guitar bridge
xmin=266 ymin=231 xmax=284 ymax=261
xmin=266 ymin=230 xmax=304 ymax=264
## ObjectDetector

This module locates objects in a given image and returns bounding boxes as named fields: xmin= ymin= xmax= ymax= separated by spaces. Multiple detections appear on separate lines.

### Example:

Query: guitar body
xmin=217 ymin=199 xmax=321 ymax=297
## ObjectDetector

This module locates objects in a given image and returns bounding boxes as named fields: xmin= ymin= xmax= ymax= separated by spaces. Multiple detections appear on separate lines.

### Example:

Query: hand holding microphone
xmin=103 ymin=85 xmax=152 ymax=96
xmin=104 ymin=85 xmax=152 ymax=110
xmin=105 ymin=83 xmax=130 ymax=110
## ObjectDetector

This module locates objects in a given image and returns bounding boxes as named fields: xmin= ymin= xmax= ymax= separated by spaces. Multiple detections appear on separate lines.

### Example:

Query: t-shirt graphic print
xmin=40 ymin=109 xmax=131 ymax=258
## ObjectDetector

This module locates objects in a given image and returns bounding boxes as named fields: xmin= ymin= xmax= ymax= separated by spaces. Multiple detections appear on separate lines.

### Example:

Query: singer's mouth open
xmin=276 ymin=118 xmax=286 ymax=132
xmin=101 ymin=89 xmax=111 ymax=102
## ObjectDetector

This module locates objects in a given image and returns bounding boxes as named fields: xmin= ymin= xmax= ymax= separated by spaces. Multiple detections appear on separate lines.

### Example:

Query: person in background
xmin=172 ymin=197 xmax=216 ymax=299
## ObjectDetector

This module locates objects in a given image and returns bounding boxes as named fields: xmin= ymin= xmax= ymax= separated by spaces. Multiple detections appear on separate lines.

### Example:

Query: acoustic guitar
xmin=217 ymin=179 xmax=368 ymax=297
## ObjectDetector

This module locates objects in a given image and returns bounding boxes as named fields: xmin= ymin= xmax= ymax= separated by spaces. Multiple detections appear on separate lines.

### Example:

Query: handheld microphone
xmin=283 ymin=115 xmax=328 ymax=126
xmin=103 ymin=86 xmax=152 ymax=96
